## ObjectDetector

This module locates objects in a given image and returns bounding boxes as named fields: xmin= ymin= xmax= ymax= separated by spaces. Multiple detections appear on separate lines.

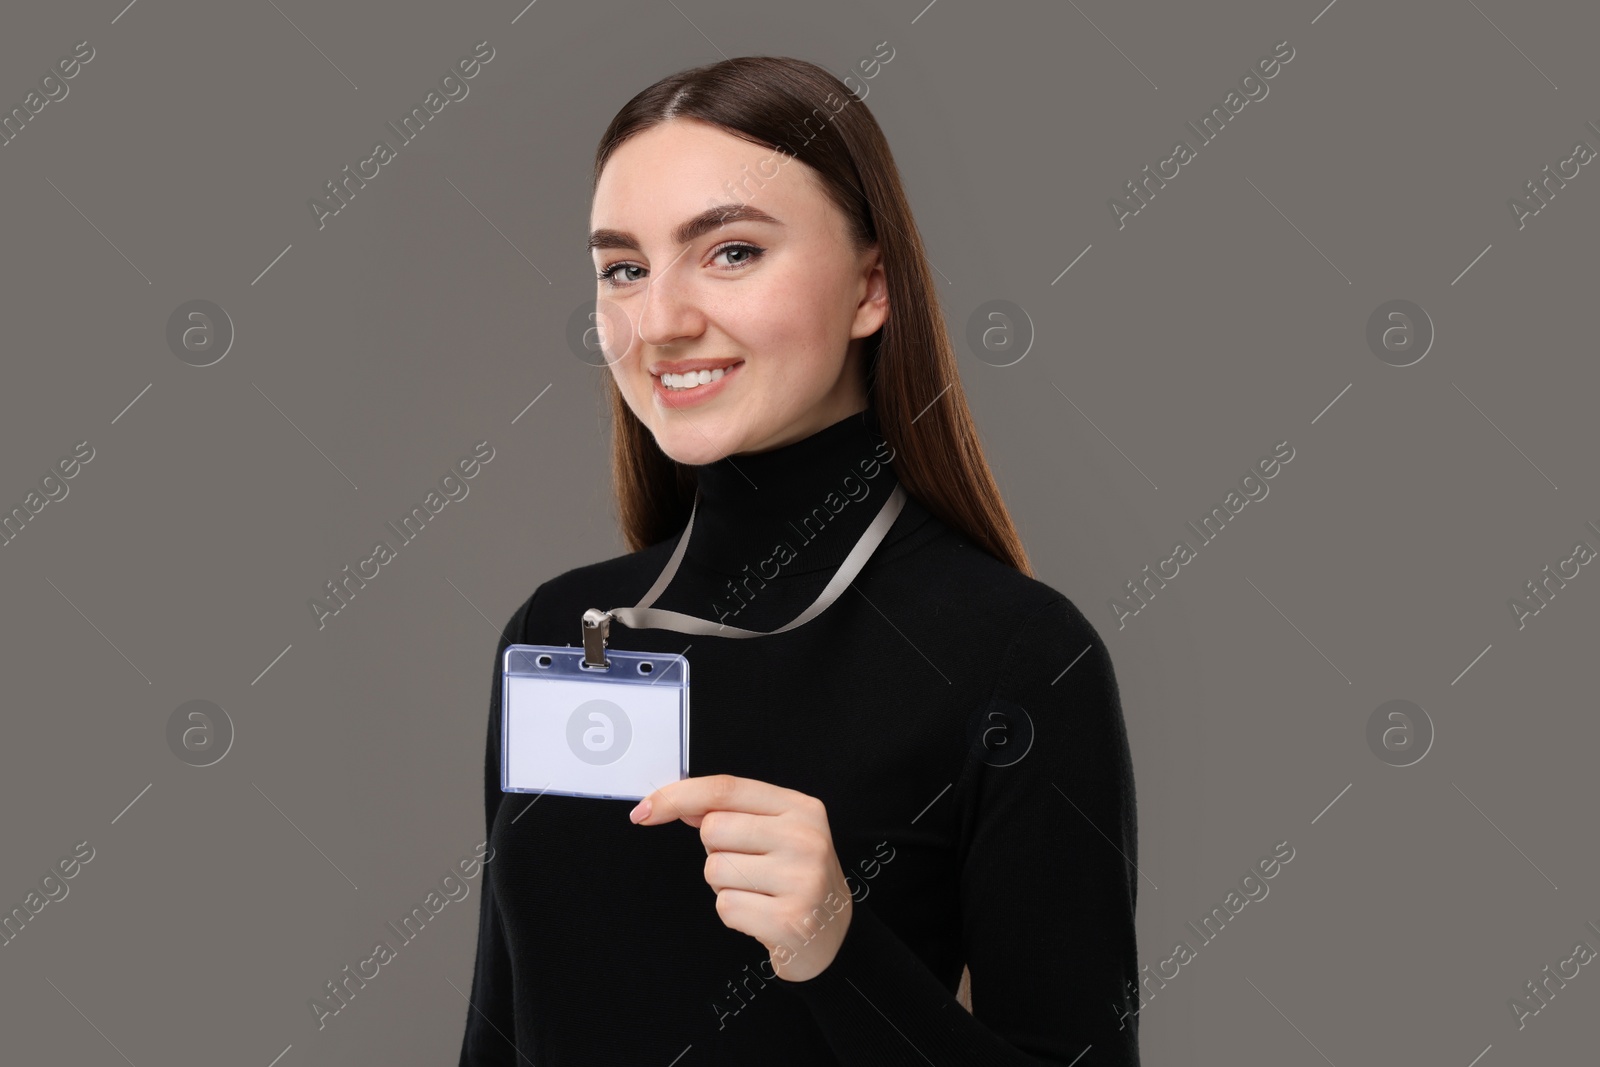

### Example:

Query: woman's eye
xmin=596 ymin=263 xmax=645 ymax=287
xmin=712 ymin=243 xmax=765 ymax=269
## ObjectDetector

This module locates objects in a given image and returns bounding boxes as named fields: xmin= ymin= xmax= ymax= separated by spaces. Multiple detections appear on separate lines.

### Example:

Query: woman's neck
xmin=679 ymin=407 xmax=900 ymax=580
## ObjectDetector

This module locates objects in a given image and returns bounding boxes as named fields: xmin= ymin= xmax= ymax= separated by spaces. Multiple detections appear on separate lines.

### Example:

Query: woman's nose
xmin=635 ymin=262 xmax=707 ymax=348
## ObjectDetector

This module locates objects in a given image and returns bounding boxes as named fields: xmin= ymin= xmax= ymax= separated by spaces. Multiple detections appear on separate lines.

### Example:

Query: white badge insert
xmin=501 ymin=644 xmax=689 ymax=802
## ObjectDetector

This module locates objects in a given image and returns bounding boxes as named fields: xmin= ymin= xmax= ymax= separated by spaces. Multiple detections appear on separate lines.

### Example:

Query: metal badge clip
xmin=581 ymin=608 xmax=613 ymax=669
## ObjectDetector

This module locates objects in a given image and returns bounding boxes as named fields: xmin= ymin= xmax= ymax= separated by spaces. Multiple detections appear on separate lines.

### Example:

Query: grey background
xmin=2 ymin=0 xmax=1595 ymax=1064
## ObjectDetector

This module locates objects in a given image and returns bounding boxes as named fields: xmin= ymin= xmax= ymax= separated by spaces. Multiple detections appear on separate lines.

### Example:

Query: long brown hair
xmin=591 ymin=55 xmax=1031 ymax=577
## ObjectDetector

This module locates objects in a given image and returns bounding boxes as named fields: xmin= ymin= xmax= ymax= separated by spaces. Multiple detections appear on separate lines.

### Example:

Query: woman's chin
xmin=650 ymin=422 xmax=741 ymax=467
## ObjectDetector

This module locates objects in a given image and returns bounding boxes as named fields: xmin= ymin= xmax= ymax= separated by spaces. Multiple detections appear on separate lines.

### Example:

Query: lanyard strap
xmin=581 ymin=481 xmax=908 ymax=666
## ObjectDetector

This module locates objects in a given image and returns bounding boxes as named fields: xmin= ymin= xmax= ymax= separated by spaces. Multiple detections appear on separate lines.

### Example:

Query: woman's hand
xmin=629 ymin=774 xmax=853 ymax=981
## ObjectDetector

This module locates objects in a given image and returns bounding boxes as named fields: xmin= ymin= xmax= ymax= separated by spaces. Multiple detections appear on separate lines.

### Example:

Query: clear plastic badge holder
xmin=501 ymin=641 xmax=689 ymax=802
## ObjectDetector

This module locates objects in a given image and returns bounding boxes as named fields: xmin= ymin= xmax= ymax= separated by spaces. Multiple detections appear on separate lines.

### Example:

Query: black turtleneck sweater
xmin=459 ymin=409 xmax=1140 ymax=1066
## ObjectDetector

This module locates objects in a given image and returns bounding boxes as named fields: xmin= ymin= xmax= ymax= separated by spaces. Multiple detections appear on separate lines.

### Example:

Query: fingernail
xmin=629 ymin=798 xmax=652 ymax=823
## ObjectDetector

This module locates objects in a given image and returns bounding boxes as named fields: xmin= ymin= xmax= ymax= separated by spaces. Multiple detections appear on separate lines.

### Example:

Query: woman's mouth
xmin=652 ymin=360 xmax=744 ymax=409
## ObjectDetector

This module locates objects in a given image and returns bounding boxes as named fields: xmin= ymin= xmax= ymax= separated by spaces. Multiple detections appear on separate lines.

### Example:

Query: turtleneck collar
xmin=679 ymin=406 xmax=904 ymax=579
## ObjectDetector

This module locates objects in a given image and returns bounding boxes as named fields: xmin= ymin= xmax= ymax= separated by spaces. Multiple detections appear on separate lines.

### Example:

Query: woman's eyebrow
xmin=587 ymin=203 xmax=783 ymax=253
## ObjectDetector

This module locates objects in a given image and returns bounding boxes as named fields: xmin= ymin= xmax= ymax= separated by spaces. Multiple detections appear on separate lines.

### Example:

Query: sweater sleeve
xmin=459 ymin=588 xmax=539 ymax=1066
xmin=785 ymin=595 xmax=1142 ymax=1065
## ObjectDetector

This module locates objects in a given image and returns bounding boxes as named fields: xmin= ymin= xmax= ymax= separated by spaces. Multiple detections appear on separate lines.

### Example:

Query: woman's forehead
xmin=594 ymin=122 xmax=818 ymax=216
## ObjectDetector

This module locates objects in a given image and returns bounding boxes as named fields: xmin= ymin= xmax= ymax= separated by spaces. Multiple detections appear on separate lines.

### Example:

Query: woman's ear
xmin=851 ymin=246 xmax=890 ymax=340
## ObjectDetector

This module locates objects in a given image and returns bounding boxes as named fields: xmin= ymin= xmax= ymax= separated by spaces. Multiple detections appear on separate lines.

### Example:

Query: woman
xmin=460 ymin=56 xmax=1140 ymax=1066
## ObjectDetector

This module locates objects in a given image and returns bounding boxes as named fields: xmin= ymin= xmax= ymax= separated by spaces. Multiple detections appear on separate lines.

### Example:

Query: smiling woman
xmin=460 ymin=55 xmax=1141 ymax=1067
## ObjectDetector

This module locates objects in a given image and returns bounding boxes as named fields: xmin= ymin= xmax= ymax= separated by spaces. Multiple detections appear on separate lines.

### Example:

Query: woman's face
xmin=589 ymin=118 xmax=888 ymax=464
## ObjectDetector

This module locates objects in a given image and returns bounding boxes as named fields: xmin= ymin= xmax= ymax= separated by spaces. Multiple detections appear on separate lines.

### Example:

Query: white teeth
xmin=660 ymin=366 xmax=731 ymax=390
